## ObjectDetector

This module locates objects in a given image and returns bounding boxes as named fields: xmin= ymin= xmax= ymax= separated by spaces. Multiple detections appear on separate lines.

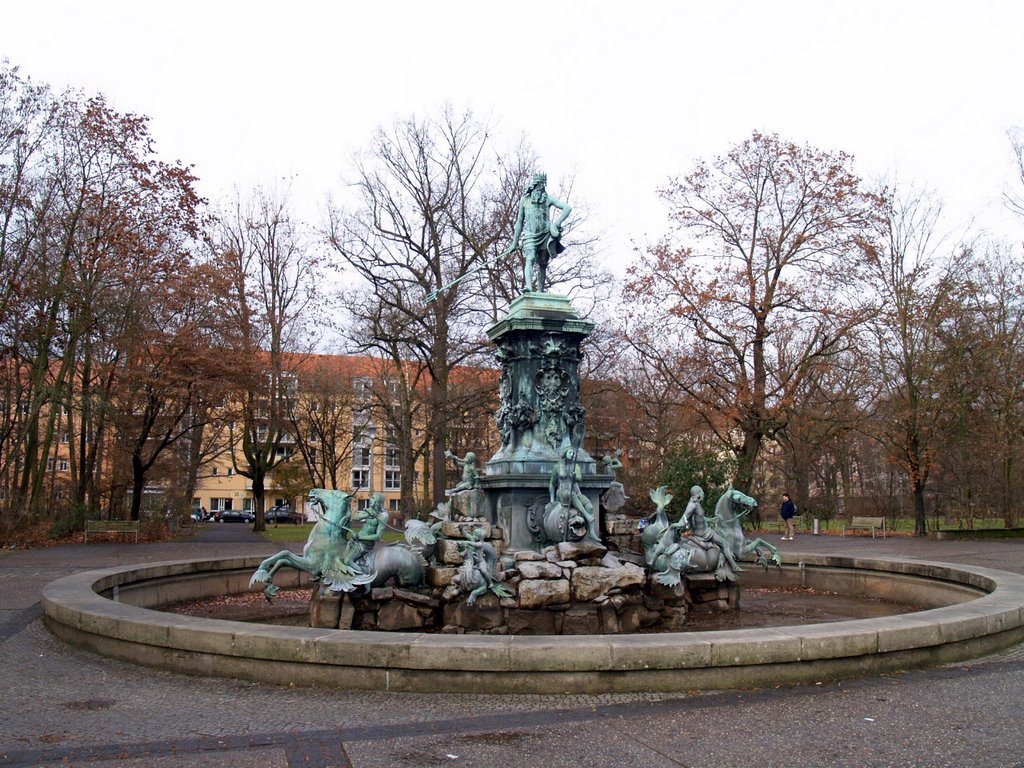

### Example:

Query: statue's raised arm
xmin=511 ymin=172 xmax=572 ymax=294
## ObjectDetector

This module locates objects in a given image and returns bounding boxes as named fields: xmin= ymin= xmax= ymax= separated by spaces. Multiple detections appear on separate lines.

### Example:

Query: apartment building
xmin=192 ymin=354 xmax=439 ymax=519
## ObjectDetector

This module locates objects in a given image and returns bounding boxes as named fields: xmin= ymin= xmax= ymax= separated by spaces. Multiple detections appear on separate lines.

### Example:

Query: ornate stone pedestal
xmin=479 ymin=293 xmax=611 ymax=551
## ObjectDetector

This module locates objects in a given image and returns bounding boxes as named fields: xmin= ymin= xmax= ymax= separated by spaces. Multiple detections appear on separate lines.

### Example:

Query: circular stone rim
xmin=41 ymin=553 xmax=1024 ymax=694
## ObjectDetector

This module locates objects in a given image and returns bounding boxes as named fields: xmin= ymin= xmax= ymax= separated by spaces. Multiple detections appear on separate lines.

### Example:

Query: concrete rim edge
xmin=40 ymin=553 xmax=1024 ymax=692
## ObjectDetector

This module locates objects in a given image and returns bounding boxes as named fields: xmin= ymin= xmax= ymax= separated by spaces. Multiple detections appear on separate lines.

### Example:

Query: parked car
xmin=264 ymin=505 xmax=302 ymax=525
xmin=214 ymin=509 xmax=255 ymax=524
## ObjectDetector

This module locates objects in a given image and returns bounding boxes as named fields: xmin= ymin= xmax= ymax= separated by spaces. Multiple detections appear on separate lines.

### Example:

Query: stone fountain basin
xmin=42 ymin=553 xmax=1024 ymax=694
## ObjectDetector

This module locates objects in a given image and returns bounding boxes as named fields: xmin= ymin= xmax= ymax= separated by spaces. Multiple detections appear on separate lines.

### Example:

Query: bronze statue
xmin=511 ymin=172 xmax=572 ymax=293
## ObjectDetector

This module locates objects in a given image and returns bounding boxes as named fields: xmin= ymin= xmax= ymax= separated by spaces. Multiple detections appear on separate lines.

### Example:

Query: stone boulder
xmin=442 ymin=592 xmax=503 ymax=631
xmin=562 ymin=607 xmax=601 ymax=634
xmin=557 ymin=540 xmax=607 ymax=561
xmin=517 ymin=561 xmax=563 ymax=580
xmin=437 ymin=539 xmax=466 ymax=565
xmin=517 ymin=578 xmax=570 ymax=608
xmin=448 ymin=489 xmax=486 ymax=521
xmin=441 ymin=520 xmax=491 ymax=540
xmin=506 ymin=609 xmax=561 ymax=635
xmin=427 ymin=566 xmax=458 ymax=588
xmin=377 ymin=600 xmax=433 ymax=631
xmin=309 ymin=590 xmax=342 ymax=629
xmin=515 ymin=550 xmax=545 ymax=562
xmin=571 ymin=563 xmax=646 ymax=602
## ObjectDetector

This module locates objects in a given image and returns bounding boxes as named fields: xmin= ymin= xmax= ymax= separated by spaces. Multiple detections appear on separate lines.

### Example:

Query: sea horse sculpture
xmin=706 ymin=486 xmax=782 ymax=569
xmin=249 ymin=489 xmax=425 ymax=599
xmin=644 ymin=486 xmax=781 ymax=586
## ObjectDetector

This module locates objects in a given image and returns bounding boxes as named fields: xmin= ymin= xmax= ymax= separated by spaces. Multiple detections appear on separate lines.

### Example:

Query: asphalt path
xmin=2 ymin=525 xmax=1023 ymax=768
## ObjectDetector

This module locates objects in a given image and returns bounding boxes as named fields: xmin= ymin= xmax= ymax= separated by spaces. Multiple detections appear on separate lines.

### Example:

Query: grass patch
xmin=260 ymin=523 xmax=315 ymax=542
xmin=258 ymin=524 xmax=404 ymax=543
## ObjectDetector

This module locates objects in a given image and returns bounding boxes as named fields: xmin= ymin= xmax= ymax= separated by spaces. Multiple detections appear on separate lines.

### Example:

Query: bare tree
xmin=0 ymin=64 xmax=204 ymax=521
xmin=214 ymin=187 xmax=322 ymax=531
xmin=1005 ymin=127 xmax=1024 ymax=220
xmin=624 ymin=132 xmax=877 ymax=493
xmin=110 ymin=261 xmax=228 ymax=521
xmin=330 ymin=108 xmax=612 ymax=507
xmin=328 ymin=108 xmax=514 ymax=506
xmin=966 ymin=246 xmax=1024 ymax=526
xmin=860 ymin=184 xmax=974 ymax=536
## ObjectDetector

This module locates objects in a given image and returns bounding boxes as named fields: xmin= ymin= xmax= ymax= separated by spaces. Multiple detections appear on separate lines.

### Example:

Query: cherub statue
xmin=444 ymin=449 xmax=480 ymax=492
xmin=600 ymin=448 xmax=628 ymax=513
xmin=601 ymin=448 xmax=624 ymax=479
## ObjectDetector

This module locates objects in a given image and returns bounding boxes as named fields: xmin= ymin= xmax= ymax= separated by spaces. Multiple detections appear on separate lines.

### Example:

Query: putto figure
xmin=511 ymin=172 xmax=572 ymax=293
xmin=444 ymin=449 xmax=480 ymax=492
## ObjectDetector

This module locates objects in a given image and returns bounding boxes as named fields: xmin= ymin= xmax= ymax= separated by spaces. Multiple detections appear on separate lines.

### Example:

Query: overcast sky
xmin=2 ymin=0 xmax=1022 ymax=274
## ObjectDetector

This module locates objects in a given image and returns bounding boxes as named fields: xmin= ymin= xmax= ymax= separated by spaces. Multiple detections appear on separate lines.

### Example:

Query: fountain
xmin=39 ymin=172 xmax=1024 ymax=692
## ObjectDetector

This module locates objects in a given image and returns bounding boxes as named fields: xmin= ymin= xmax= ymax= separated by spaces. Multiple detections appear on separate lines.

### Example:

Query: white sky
xmin=2 ymin=0 xmax=1023 ymax=274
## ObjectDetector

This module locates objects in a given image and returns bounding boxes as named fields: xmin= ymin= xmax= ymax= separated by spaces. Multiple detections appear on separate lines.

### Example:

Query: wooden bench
xmin=843 ymin=516 xmax=886 ymax=538
xmin=84 ymin=519 xmax=140 ymax=543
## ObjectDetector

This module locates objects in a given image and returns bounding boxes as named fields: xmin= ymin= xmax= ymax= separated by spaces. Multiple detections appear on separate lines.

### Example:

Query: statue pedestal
xmin=480 ymin=292 xmax=610 ymax=551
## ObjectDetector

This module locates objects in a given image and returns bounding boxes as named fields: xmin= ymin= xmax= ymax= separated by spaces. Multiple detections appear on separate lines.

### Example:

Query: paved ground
xmin=2 ymin=526 xmax=1023 ymax=768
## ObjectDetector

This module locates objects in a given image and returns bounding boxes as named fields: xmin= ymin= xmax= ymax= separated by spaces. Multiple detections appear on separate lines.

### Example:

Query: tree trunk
xmin=129 ymin=453 xmax=145 ymax=522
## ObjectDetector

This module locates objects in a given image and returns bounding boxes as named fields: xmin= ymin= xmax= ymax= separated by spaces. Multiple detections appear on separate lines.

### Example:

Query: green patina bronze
xmin=425 ymin=171 xmax=570 ymax=302
xmin=643 ymin=486 xmax=782 ymax=585
xmin=511 ymin=172 xmax=572 ymax=293
xmin=250 ymin=489 xmax=426 ymax=598
xmin=429 ymin=174 xmax=607 ymax=550
xmin=455 ymin=526 xmax=513 ymax=605
xmin=482 ymin=292 xmax=607 ymax=549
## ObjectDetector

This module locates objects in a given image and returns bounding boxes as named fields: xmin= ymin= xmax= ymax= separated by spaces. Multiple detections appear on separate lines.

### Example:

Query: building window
xmin=243 ymin=498 xmax=253 ymax=511
xmin=357 ymin=498 xmax=371 ymax=511
xmin=211 ymin=467 xmax=218 ymax=476
xmin=351 ymin=469 xmax=370 ymax=489
xmin=46 ymin=458 xmax=55 ymax=472
xmin=389 ymin=498 xmax=401 ymax=514
xmin=385 ymin=445 xmax=399 ymax=467
xmin=57 ymin=459 xmax=69 ymax=472
xmin=354 ymin=377 xmax=373 ymax=401
xmin=60 ymin=432 xmax=70 ymax=444
xmin=226 ymin=467 xmax=234 ymax=476
xmin=357 ymin=445 xmax=371 ymax=466
xmin=384 ymin=470 xmax=401 ymax=490
xmin=210 ymin=498 xmax=233 ymax=512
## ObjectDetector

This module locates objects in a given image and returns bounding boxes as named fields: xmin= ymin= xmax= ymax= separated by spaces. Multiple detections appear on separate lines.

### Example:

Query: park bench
xmin=84 ymin=519 xmax=140 ymax=543
xmin=842 ymin=516 xmax=886 ymax=538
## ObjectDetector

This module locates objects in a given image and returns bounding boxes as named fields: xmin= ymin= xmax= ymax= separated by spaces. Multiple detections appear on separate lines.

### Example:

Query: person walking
xmin=780 ymin=493 xmax=797 ymax=540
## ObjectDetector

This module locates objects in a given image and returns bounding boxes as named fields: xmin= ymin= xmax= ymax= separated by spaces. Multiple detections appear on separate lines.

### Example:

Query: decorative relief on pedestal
xmin=535 ymin=360 xmax=571 ymax=450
